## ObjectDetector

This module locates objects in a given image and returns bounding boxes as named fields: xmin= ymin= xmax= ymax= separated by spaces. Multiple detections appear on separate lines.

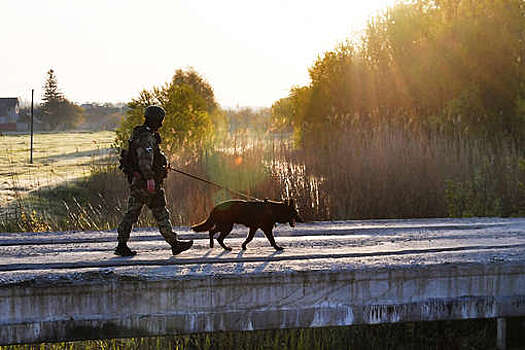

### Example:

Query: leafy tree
xmin=271 ymin=97 xmax=295 ymax=132
xmin=57 ymin=99 xmax=84 ymax=130
xmin=279 ymin=0 xmax=525 ymax=147
xmin=172 ymin=68 xmax=218 ymax=114
xmin=115 ymin=69 xmax=215 ymax=155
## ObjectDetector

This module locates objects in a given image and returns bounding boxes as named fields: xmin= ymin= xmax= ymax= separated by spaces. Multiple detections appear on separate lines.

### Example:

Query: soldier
xmin=115 ymin=105 xmax=193 ymax=256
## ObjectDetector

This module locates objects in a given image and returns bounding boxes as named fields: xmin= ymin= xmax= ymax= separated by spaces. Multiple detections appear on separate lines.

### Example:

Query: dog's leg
xmin=209 ymin=226 xmax=220 ymax=248
xmin=262 ymin=227 xmax=283 ymax=251
xmin=217 ymin=224 xmax=233 ymax=251
xmin=242 ymin=227 xmax=258 ymax=250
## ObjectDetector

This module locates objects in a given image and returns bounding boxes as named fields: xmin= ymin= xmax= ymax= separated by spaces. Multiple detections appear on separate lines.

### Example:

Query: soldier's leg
xmin=148 ymin=189 xmax=177 ymax=245
xmin=151 ymin=205 xmax=178 ymax=245
xmin=116 ymin=190 xmax=144 ymax=256
xmin=149 ymin=189 xmax=193 ymax=255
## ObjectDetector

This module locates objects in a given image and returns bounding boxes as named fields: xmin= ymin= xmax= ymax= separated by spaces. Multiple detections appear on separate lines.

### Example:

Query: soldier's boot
xmin=171 ymin=239 xmax=194 ymax=255
xmin=115 ymin=198 xmax=143 ymax=257
xmin=116 ymin=222 xmax=137 ymax=256
xmin=114 ymin=242 xmax=137 ymax=257
xmin=161 ymin=228 xmax=194 ymax=256
xmin=154 ymin=206 xmax=194 ymax=256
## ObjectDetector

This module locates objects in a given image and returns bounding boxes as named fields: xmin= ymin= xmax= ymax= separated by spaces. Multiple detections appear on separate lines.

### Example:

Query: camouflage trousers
xmin=117 ymin=186 xmax=177 ymax=246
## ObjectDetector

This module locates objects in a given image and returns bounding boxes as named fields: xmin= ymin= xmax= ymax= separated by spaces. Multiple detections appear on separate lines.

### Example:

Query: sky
xmin=1 ymin=0 xmax=396 ymax=109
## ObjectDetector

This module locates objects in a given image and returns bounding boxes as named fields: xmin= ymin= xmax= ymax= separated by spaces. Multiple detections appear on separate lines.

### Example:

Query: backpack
xmin=118 ymin=128 xmax=142 ymax=183
xmin=118 ymin=126 xmax=167 ymax=183
xmin=118 ymin=148 xmax=135 ymax=184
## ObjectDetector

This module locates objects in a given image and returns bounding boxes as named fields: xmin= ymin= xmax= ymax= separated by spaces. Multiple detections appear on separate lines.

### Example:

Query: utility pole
xmin=30 ymin=89 xmax=34 ymax=164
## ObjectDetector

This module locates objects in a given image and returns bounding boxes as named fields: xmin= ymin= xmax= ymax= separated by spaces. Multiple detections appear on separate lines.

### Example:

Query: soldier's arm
xmin=135 ymin=134 xmax=156 ymax=180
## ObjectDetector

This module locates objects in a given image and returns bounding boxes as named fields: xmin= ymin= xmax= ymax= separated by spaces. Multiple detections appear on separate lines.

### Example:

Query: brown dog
xmin=191 ymin=199 xmax=303 ymax=251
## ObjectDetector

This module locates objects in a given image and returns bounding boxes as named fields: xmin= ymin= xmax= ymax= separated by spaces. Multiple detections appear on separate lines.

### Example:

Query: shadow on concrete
xmin=254 ymin=250 xmax=283 ymax=273
xmin=234 ymin=250 xmax=245 ymax=273
xmin=189 ymin=250 xmax=211 ymax=274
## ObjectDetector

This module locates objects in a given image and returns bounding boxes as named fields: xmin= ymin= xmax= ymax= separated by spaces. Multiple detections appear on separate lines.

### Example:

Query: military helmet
xmin=144 ymin=105 xmax=166 ymax=129
xmin=144 ymin=105 xmax=166 ymax=122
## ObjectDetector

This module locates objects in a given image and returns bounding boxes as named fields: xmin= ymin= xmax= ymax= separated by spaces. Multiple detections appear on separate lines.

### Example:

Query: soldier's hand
xmin=146 ymin=179 xmax=156 ymax=193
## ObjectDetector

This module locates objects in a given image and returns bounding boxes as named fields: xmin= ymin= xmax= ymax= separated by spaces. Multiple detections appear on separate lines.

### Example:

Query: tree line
xmin=112 ymin=0 xmax=524 ymax=218
xmin=41 ymin=0 xmax=525 ymax=144
xmin=114 ymin=68 xmax=273 ymax=153
xmin=271 ymin=0 xmax=525 ymax=147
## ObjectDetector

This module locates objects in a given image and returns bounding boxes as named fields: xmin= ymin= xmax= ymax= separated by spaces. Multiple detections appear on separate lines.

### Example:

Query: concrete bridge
xmin=1 ymin=217 xmax=524 ymax=348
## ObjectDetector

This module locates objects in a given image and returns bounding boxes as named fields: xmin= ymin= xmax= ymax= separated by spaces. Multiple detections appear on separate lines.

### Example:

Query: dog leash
xmin=167 ymin=163 xmax=260 ymax=201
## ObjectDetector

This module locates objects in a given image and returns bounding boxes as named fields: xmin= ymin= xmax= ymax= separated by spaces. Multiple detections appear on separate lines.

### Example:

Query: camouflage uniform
xmin=115 ymin=105 xmax=192 ymax=256
xmin=116 ymin=125 xmax=177 ymax=247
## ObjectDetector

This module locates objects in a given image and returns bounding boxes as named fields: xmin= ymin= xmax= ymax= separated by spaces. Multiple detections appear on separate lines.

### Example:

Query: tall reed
xmin=295 ymin=125 xmax=523 ymax=219
xmin=1 ymin=127 xmax=522 ymax=233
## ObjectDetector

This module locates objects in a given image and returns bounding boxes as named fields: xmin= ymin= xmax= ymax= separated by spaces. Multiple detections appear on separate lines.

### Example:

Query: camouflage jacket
xmin=128 ymin=125 xmax=168 ymax=183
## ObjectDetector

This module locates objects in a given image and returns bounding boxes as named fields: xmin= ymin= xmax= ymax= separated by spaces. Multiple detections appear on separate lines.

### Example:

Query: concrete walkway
xmin=1 ymin=218 xmax=524 ymax=345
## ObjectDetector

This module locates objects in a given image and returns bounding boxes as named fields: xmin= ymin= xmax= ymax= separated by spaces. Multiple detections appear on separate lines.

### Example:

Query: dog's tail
xmin=191 ymin=215 xmax=215 ymax=232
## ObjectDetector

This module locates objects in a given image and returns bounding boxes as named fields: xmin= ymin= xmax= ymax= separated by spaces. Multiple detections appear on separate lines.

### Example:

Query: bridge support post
xmin=497 ymin=317 xmax=506 ymax=350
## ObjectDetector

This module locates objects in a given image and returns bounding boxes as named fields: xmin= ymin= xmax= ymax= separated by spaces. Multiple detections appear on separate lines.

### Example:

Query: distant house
xmin=0 ymin=98 xmax=21 ymax=131
xmin=80 ymin=103 xmax=94 ymax=110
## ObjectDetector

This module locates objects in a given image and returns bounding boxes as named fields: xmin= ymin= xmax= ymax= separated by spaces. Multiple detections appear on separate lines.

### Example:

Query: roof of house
xmin=0 ymin=98 xmax=19 ymax=115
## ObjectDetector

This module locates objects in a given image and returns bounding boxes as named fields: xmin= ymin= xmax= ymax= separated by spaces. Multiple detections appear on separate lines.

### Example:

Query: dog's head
xmin=284 ymin=199 xmax=303 ymax=227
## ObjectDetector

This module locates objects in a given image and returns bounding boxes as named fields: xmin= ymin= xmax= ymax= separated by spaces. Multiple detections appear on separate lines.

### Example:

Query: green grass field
xmin=0 ymin=131 xmax=116 ymax=205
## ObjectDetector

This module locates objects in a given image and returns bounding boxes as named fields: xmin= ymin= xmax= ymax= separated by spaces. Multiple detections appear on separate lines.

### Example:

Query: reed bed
xmin=0 ymin=127 xmax=523 ymax=233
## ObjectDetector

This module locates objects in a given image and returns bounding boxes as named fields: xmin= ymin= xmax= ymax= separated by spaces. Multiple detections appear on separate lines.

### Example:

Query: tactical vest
xmin=118 ymin=126 xmax=168 ymax=184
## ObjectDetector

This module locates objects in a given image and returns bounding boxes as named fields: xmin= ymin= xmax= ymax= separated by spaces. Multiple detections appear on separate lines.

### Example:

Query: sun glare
xmin=2 ymin=0 xmax=398 ymax=107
